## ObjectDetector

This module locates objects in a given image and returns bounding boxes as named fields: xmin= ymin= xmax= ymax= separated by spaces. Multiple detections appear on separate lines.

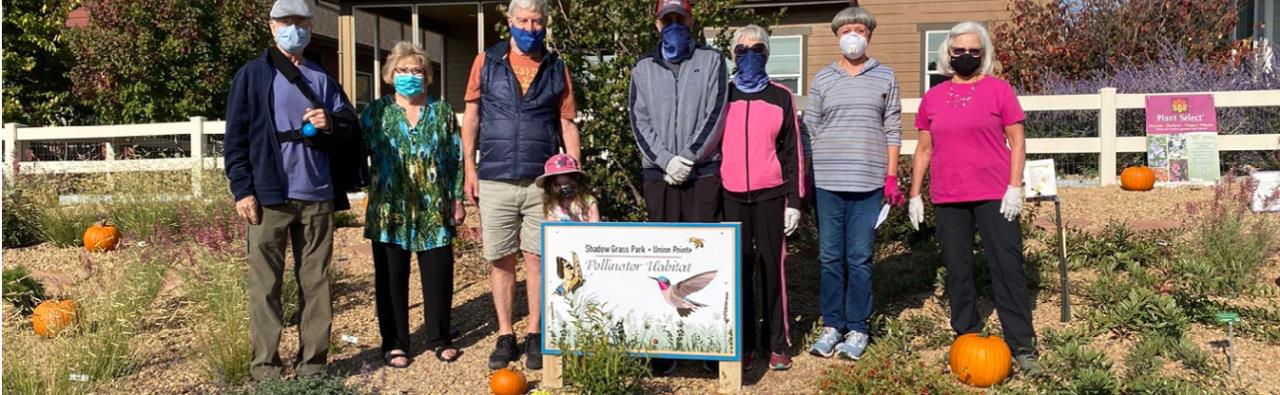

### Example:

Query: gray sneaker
xmin=834 ymin=331 xmax=870 ymax=360
xmin=1014 ymin=354 xmax=1043 ymax=377
xmin=809 ymin=327 xmax=842 ymax=358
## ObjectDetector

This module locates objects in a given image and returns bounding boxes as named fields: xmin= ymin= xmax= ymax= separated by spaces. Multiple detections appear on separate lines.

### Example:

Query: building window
xmin=355 ymin=72 xmax=373 ymax=112
xmin=923 ymin=30 xmax=949 ymax=94
xmin=708 ymin=34 xmax=806 ymax=95
xmin=768 ymin=36 xmax=804 ymax=94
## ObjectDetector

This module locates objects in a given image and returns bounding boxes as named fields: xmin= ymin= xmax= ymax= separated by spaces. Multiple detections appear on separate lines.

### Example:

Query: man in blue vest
xmin=461 ymin=0 xmax=582 ymax=371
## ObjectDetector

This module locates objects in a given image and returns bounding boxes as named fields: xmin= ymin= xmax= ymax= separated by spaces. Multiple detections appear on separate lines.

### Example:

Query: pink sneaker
xmin=769 ymin=352 xmax=792 ymax=370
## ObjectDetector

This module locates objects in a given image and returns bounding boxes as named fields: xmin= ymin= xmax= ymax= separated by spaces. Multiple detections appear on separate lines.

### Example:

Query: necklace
xmin=946 ymin=82 xmax=978 ymax=109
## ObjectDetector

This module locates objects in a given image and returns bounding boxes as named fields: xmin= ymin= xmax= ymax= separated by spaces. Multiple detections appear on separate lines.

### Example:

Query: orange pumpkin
xmin=949 ymin=333 xmax=1012 ymax=387
xmin=32 ymin=299 xmax=78 ymax=337
xmin=1120 ymin=166 xmax=1156 ymax=191
xmin=83 ymin=220 xmax=121 ymax=252
xmin=489 ymin=368 xmax=527 ymax=395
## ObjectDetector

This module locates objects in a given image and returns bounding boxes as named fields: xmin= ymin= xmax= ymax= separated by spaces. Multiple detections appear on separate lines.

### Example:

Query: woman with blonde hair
xmin=361 ymin=41 xmax=463 ymax=367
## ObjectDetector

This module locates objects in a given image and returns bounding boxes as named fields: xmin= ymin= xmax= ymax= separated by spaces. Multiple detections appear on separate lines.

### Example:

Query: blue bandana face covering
xmin=510 ymin=25 xmax=546 ymax=53
xmin=275 ymin=24 xmax=310 ymax=54
xmin=734 ymin=51 xmax=769 ymax=94
xmin=660 ymin=22 xmax=692 ymax=62
xmin=394 ymin=73 xmax=424 ymax=97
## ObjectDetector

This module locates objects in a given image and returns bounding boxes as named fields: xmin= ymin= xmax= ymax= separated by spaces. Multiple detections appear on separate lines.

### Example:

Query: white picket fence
xmin=4 ymin=88 xmax=1280 ymax=196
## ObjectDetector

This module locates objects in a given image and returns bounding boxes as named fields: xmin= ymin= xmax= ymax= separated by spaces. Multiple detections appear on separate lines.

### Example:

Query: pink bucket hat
xmin=535 ymin=153 xmax=583 ymax=187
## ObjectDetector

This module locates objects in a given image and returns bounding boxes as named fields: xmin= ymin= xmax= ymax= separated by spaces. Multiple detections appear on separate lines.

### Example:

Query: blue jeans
xmin=815 ymin=187 xmax=882 ymax=334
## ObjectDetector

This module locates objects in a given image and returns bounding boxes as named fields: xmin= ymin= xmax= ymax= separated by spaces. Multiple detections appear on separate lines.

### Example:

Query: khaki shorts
xmin=478 ymin=179 xmax=544 ymax=261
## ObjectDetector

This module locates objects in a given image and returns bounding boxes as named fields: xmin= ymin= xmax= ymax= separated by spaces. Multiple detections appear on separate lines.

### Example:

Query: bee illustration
xmin=689 ymin=236 xmax=705 ymax=248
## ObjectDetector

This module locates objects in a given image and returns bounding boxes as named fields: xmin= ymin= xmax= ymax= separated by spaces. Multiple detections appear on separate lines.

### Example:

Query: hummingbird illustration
xmin=648 ymin=271 xmax=717 ymax=317
xmin=554 ymin=252 xmax=584 ymax=297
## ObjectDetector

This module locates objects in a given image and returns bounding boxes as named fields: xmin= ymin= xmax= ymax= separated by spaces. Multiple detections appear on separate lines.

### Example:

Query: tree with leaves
xmin=543 ymin=0 xmax=775 ymax=220
xmin=993 ymin=0 xmax=1239 ymax=93
xmin=2 ymin=0 xmax=82 ymax=126
xmin=65 ymin=0 xmax=272 ymax=125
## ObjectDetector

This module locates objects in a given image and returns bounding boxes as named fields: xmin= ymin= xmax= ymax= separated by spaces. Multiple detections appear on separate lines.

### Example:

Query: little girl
xmin=536 ymin=154 xmax=600 ymax=222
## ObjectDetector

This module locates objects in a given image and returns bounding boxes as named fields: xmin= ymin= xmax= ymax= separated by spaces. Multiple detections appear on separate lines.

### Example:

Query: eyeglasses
xmin=949 ymin=47 xmax=983 ymax=57
xmin=394 ymin=67 xmax=426 ymax=75
xmin=733 ymin=43 xmax=768 ymax=56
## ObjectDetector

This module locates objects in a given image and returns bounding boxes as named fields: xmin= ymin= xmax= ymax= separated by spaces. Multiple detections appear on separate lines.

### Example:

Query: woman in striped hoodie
xmin=803 ymin=5 xmax=904 ymax=361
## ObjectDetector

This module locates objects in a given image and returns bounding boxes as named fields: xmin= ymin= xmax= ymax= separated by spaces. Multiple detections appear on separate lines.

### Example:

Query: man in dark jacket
xmin=460 ymin=0 xmax=581 ymax=372
xmin=222 ymin=0 xmax=364 ymax=381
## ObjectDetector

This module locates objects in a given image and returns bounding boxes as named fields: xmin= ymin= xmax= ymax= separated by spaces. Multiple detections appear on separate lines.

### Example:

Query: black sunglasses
xmin=733 ymin=43 xmax=768 ymax=56
xmin=949 ymin=47 xmax=983 ymax=57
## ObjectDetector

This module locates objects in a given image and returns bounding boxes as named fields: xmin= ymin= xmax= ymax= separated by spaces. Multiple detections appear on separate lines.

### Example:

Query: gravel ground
xmin=3 ymin=185 xmax=1277 ymax=394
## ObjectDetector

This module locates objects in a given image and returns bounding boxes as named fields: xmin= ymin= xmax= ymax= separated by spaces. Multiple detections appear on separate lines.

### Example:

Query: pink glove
xmin=884 ymin=175 xmax=906 ymax=206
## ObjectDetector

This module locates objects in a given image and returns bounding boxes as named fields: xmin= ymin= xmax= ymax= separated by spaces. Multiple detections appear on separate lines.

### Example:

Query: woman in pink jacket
xmin=718 ymin=24 xmax=806 ymax=372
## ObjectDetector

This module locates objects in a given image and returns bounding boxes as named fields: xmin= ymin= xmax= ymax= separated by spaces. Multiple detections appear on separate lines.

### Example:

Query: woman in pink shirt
xmin=907 ymin=21 xmax=1040 ymax=376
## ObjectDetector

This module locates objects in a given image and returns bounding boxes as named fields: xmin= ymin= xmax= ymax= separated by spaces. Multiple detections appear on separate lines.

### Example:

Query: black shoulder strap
xmin=267 ymin=48 xmax=324 ymax=110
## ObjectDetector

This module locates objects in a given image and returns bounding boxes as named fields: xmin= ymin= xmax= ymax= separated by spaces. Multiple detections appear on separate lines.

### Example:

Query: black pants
xmin=935 ymin=200 xmax=1036 ymax=355
xmin=372 ymin=241 xmax=455 ymax=353
xmin=725 ymin=196 xmax=788 ymax=356
xmin=643 ymin=174 xmax=723 ymax=222
xmin=643 ymin=174 xmax=721 ymax=369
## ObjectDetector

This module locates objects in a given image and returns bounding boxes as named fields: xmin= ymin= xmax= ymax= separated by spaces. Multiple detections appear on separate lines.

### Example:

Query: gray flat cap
xmin=270 ymin=0 xmax=313 ymax=19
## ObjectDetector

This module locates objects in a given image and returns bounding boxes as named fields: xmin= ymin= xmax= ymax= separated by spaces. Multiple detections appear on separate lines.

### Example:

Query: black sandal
xmin=435 ymin=346 xmax=462 ymax=363
xmin=384 ymin=350 xmax=412 ymax=369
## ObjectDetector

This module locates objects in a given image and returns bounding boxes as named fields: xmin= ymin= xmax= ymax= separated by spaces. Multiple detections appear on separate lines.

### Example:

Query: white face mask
xmin=839 ymin=32 xmax=867 ymax=60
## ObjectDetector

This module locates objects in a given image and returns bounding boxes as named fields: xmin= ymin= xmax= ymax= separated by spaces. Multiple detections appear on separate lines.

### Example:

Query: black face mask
xmin=558 ymin=184 xmax=576 ymax=199
xmin=950 ymin=54 xmax=981 ymax=77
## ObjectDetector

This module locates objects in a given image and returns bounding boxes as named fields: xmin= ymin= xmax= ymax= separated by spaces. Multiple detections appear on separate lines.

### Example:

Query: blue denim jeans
xmin=815 ymin=187 xmax=882 ymax=334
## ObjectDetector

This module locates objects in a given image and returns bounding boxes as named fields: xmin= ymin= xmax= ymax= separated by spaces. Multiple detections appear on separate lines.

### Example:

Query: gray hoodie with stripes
xmin=629 ymin=44 xmax=729 ymax=181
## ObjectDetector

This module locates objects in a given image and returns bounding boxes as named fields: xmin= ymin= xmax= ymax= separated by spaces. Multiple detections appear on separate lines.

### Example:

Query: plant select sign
xmin=1144 ymin=94 xmax=1220 ymax=184
xmin=541 ymin=222 xmax=741 ymax=361
xmin=1145 ymin=94 xmax=1217 ymax=134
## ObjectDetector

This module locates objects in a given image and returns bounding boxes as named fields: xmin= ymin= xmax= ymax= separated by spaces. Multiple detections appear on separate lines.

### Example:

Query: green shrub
xmin=1088 ymin=287 xmax=1189 ymax=337
xmin=557 ymin=297 xmax=651 ymax=395
xmin=1031 ymin=328 xmax=1121 ymax=394
xmin=35 ymin=206 xmax=95 ymax=248
xmin=3 ymin=266 xmax=47 ymax=316
xmin=2 ymin=344 xmax=48 ymax=394
xmin=192 ymin=255 xmax=252 ymax=384
xmin=107 ymin=196 xmax=183 ymax=242
xmin=3 ymin=186 xmax=44 ymax=248
xmin=817 ymin=344 xmax=968 ymax=395
xmin=1174 ymin=178 xmax=1278 ymax=297
xmin=332 ymin=210 xmax=360 ymax=228
xmin=1068 ymin=221 xmax=1170 ymax=272
xmin=243 ymin=375 xmax=357 ymax=395
xmin=64 ymin=256 xmax=167 ymax=387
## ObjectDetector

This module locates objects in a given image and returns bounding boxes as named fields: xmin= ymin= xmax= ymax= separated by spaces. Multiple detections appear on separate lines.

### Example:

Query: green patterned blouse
xmin=360 ymin=95 xmax=463 ymax=252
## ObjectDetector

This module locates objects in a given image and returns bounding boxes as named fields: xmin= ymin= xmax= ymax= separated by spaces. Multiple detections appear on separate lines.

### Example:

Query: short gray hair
xmin=830 ymin=6 xmax=876 ymax=35
xmin=507 ymin=0 xmax=546 ymax=17
xmin=732 ymin=25 xmax=770 ymax=49
xmin=936 ymin=21 xmax=995 ymax=77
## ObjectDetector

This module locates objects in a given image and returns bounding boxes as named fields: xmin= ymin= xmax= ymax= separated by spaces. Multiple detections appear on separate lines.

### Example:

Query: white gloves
xmin=908 ymin=195 xmax=924 ymax=230
xmin=665 ymin=156 xmax=694 ymax=185
xmin=784 ymin=207 xmax=801 ymax=236
xmin=999 ymin=185 xmax=1023 ymax=222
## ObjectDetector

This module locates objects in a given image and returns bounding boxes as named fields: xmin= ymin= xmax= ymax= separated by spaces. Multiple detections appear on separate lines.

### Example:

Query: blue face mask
xmin=660 ymin=22 xmax=692 ymax=62
xmin=510 ymin=25 xmax=546 ymax=53
xmin=394 ymin=73 xmax=424 ymax=97
xmin=734 ymin=51 xmax=769 ymax=94
xmin=275 ymin=24 xmax=310 ymax=54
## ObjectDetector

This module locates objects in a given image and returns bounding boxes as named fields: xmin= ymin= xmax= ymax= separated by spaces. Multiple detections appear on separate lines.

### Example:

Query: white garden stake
xmin=341 ymin=334 xmax=359 ymax=345
xmin=69 ymin=373 xmax=90 ymax=382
